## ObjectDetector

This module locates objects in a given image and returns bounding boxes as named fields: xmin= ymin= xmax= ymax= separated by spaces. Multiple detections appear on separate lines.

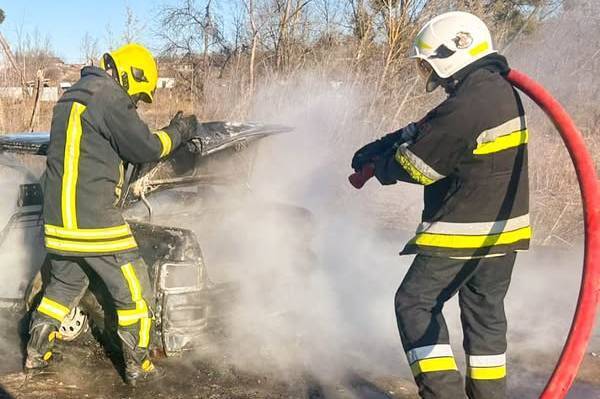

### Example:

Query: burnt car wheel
xmin=25 ymin=270 xmax=100 ymax=342
xmin=57 ymin=306 xmax=89 ymax=341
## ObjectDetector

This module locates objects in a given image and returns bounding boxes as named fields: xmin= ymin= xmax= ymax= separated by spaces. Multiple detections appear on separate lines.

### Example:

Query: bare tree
xmin=104 ymin=23 xmax=116 ymax=51
xmin=80 ymin=32 xmax=100 ymax=65
xmin=122 ymin=5 xmax=145 ymax=44
xmin=157 ymin=0 xmax=228 ymax=100
xmin=243 ymin=0 xmax=261 ymax=94
xmin=0 ymin=9 xmax=30 ymax=98
xmin=14 ymin=28 xmax=55 ymax=84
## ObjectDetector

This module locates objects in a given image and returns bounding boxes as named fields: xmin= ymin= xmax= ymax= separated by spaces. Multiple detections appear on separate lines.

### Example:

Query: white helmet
xmin=412 ymin=11 xmax=496 ymax=88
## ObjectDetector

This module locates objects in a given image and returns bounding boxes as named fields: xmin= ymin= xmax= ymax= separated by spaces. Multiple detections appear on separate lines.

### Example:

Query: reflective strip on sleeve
xmin=153 ymin=130 xmax=172 ymax=158
xmin=38 ymin=297 xmax=70 ymax=322
xmin=467 ymin=354 xmax=507 ymax=379
xmin=416 ymin=215 xmax=530 ymax=236
xmin=61 ymin=102 xmax=87 ymax=229
xmin=473 ymin=130 xmax=528 ymax=155
xmin=395 ymin=145 xmax=445 ymax=186
xmin=476 ymin=117 xmax=526 ymax=144
xmin=45 ymin=224 xmax=132 ymax=240
xmin=115 ymin=161 xmax=125 ymax=202
xmin=414 ymin=226 xmax=531 ymax=249
xmin=474 ymin=116 xmax=528 ymax=155
xmin=45 ymin=236 xmax=138 ymax=253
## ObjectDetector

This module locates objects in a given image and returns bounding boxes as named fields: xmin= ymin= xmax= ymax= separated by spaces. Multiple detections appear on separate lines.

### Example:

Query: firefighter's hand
xmin=351 ymin=140 xmax=387 ymax=172
xmin=167 ymin=111 xmax=198 ymax=143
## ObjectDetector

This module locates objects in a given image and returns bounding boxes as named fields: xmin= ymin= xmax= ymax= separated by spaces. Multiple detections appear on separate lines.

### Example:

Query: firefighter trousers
xmin=31 ymin=252 xmax=154 ymax=355
xmin=395 ymin=253 xmax=516 ymax=399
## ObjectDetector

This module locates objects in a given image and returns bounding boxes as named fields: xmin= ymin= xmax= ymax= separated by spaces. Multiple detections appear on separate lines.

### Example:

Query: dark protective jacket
xmin=375 ymin=55 xmax=529 ymax=258
xmin=43 ymin=66 xmax=182 ymax=256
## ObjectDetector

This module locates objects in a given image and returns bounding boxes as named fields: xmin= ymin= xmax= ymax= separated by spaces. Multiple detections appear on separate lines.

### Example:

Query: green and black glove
xmin=166 ymin=111 xmax=198 ymax=143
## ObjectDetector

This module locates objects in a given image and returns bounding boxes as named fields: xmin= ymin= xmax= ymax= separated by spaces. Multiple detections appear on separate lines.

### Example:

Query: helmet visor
xmin=416 ymin=59 xmax=433 ymax=81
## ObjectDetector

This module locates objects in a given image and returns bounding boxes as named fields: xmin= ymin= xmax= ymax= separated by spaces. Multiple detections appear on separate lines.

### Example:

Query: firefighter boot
xmin=24 ymin=323 xmax=60 ymax=370
xmin=119 ymin=331 xmax=164 ymax=386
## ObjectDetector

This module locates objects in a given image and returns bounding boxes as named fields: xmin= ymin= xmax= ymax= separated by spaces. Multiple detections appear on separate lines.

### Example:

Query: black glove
xmin=351 ymin=130 xmax=405 ymax=171
xmin=165 ymin=111 xmax=198 ymax=143
xmin=351 ymin=140 xmax=387 ymax=172
xmin=351 ymin=123 xmax=419 ymax=171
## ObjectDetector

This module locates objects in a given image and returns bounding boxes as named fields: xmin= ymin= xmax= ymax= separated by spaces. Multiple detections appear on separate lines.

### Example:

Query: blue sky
xmin=1 ymin=0 xmax=173 ymax=63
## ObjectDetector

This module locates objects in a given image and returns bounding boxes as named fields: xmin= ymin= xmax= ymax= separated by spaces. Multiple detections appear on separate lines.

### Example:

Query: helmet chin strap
xmin=425 ymin=73 xmax=441 ymax=92
xmin=130 ymin=93 xmax=142 ymax=106
xmin=102 ymin=54 xmax=120 ymax=82
xmin=425 ymin=69 xmax=448 ymax=93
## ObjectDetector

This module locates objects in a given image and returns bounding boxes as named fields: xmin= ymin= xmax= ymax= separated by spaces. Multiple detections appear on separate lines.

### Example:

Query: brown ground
xmin=0 ymin=310 xmax=419 ymax=399
xmin=1 ymin=307 xmax=599 ymax=399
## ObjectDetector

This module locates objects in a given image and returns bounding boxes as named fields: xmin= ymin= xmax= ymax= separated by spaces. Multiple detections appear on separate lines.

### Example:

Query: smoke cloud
xmin=187 ymin=4 xmax=600 ymax=395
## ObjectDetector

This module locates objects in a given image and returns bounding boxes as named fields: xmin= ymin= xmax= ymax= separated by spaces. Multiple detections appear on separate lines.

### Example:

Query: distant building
xmin=40 ymin=87 xmax=59 ymax=102
xmin=157 ymin=77 xmax=176 ymax=89
xmin=0 ymin=86 xmax=58 ymax=102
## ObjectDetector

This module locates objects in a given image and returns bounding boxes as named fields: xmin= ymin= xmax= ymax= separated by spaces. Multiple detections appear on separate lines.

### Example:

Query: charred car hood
xmin=0 ymin=123 xmax=291 ymax=156
xmin=0 ymin=132 xmax=50 ymax=155
xmin=0 ymin=122 xmax=292 ymax=206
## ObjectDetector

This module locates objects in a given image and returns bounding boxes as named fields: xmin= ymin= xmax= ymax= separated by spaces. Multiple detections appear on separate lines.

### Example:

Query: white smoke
xmin=188 ymin=4 xmax=600 ymax=393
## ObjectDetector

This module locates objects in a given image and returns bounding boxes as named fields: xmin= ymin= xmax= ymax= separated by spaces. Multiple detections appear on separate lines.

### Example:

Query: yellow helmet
xmin=100 ymin=43 xmax=158 ymax=104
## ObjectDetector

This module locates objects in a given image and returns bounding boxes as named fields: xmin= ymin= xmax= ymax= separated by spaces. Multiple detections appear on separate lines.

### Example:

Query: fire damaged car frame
xmin=0 ymin=122 xmax=295 ymax=356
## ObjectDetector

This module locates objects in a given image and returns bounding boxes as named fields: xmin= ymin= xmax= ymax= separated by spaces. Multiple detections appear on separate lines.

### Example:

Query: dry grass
xmin=0 ymin=1 xmax=596 ymax=247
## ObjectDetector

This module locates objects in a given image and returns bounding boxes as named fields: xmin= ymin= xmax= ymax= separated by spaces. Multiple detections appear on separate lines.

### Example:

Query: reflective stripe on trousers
xmin=467 ymin=353 xmax=507 ymax=380
xmin=118 ymin=262 xmax=152 ymax=348
xmin=406 ymin=344 xmax=458 ymax=376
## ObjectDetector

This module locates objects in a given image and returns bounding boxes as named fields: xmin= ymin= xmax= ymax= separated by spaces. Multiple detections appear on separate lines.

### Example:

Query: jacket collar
xmin=80 ymin=66 xmax=136 ymax=106
xmin=81 ymin=65 xmax=113 ymax=79
xmin=442 ymin=53 xmax=510 ymax=94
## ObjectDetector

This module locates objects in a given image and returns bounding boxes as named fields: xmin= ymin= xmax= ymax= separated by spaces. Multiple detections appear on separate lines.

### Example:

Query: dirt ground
xmin=0 ymin=310 xmax=420 ymax=399
xmin=0 ymin=309 xmax=599 ymax=399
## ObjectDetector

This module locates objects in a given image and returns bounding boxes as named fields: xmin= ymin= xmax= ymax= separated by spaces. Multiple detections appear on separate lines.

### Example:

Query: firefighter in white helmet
xmin=352 ymin=12 xmax=529 ymax=399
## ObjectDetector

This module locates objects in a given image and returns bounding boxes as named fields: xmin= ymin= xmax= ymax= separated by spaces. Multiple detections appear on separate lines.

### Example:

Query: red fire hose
xmin=507 ymin=69 xmax=600 ymax=398
xmin=349 ymin=69 xmax=600 ymax=398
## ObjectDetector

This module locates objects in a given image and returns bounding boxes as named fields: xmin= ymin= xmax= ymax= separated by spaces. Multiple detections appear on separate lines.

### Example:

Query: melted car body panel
xmin=0 ymin=122 xmax=293 ymax=355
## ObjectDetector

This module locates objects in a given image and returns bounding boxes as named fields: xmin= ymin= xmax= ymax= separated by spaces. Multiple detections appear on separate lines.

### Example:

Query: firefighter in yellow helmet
xmin=25 ymin=43 xmax=197 ymax=385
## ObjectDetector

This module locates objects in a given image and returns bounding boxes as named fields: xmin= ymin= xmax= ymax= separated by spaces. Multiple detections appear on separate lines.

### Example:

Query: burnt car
xmin=0 ymin=122 xmax=312 ymax=356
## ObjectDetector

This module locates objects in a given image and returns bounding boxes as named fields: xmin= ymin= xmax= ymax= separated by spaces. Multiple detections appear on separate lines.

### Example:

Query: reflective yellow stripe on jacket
xmin=45 ymin=224 xmax=132 ymax=240
xmin=44 ymin=224 xmax=138 ymax=253
xmin=45 ymin=235 xmax=138 ymax=253
xmin=412 ymin=215 xmax=531 ymax=250
xmin=474 ymin=116 xmax=528 ymax=155
xmin=395 ymin=145 xmax=445 ymax=186
xmin=61 ymin=102 xmax=86 ymax=229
